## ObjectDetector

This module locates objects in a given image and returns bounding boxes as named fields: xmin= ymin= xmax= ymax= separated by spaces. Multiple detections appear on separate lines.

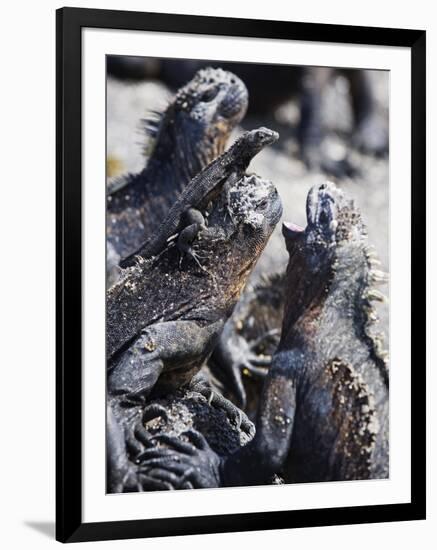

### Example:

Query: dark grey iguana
xmin=106 ymin=159 xmax=282 ymax=492
xmin=107 ymin=67 xmax=248 ymax=269
xmin=138 ymin=181 xmax=389 ymax=487
xmin=223 ymin=182 xmax=389 ymax=485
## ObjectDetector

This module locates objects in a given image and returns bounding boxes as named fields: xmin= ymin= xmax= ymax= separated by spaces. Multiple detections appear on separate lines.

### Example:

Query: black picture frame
xmin=56 ymin=6 xmax=426 ymax=543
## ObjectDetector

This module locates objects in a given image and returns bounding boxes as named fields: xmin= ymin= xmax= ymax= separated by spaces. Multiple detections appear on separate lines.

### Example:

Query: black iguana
xmin=106 ymin=128 xmax=280 ymax=385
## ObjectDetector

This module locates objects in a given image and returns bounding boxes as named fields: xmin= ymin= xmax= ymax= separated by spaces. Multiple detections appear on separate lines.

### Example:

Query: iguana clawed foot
xmin=246 ymin=329 xmax=280 ymax=374
xmin=125 ymin=403 xmax=169 ymax=461
xmin=136 ymin=429 xmax=221 ymax=489
xmin=212 ymin=328 xmax=279 ymax=409
xmin=189 ymin=375 xmax=255 ymax=438
xmin=138 ymin=402 xmax=170 ymax=443
xmin=176 ymin=207 xmax=211 ymax=272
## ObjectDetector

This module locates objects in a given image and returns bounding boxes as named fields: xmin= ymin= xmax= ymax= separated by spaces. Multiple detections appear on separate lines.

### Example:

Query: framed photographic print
xmin=56 ymin=7 xmax=426 ymax=543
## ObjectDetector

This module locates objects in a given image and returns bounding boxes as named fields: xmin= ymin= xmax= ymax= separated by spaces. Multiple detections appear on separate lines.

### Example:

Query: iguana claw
xmin=137 ymin=429 xmax=222 ymax=489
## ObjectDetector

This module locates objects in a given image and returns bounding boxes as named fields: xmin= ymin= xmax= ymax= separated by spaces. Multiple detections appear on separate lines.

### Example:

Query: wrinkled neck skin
xmin=279 ymin=238 xmax=370 ymax=356
xmin=179 ymin=218 xmax=270 ymax=325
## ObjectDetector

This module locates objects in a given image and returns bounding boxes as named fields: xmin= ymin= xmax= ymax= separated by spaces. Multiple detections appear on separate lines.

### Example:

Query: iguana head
xmin=146 ymin=68 xmax=248 ymax=176
xmin=285 ymin=181 xmax=367 ymax=268
xmin=200 ymin=173 xmax=282 ymax=313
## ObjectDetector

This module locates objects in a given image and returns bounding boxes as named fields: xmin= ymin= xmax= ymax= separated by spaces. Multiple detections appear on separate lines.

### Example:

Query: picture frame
xmin=56 ymin=6 xmax=426 ymax=543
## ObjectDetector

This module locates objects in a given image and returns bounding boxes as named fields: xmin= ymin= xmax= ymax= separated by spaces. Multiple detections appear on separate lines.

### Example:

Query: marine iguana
xmin=224 ymin=182 xmax=389 ymax=484
xmin=107 ymin=67 xmax=248 ymax=266
xmin=106 ymin=159 xmax=282 ymax=492
xmin=117 ymin=128 xmax=282 ymax=407
xmin=107 ymin=127 xmax=279 ymax=353
xmin=139 ymin=182 xmax=389 ymax=487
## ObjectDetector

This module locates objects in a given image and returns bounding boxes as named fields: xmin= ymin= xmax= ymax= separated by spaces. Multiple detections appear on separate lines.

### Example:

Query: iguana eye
xmin=200 ymin=87 xmax=219 ymax=103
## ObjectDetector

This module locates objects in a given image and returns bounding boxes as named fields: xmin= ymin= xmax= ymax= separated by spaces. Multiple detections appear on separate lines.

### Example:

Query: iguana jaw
xmin=282 ymin=221 xmax=304 ymax=242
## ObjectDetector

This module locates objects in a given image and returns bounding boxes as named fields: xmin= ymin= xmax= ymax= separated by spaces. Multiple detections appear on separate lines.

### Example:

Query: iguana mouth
xmin=283 ymin=183 xmax=341 ymax=244
xmin=282 ymin=221 xmax=304 ymax=240
xmin=281 ymin=181 xmax=366 ymax=280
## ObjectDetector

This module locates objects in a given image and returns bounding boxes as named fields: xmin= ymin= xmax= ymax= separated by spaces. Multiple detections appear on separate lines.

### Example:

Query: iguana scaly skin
xmin=106 ymin=166 xmax=282 ymax=492
xmin=107 ymin=68 xmax=248 ymax=265
xmin=107 ymin=171 xmax=282 ymax=386
xmin=139 ymin=182 xmax=389 ymax=487
xmin=107 ymin=387 xmax=253 ymax=493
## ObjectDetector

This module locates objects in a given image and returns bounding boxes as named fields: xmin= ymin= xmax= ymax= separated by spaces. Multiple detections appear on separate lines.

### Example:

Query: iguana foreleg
xmin=221 ymin=350 xmax=297 ymax=486
xmin=108 ymin=320 xmax=221 ymax=403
